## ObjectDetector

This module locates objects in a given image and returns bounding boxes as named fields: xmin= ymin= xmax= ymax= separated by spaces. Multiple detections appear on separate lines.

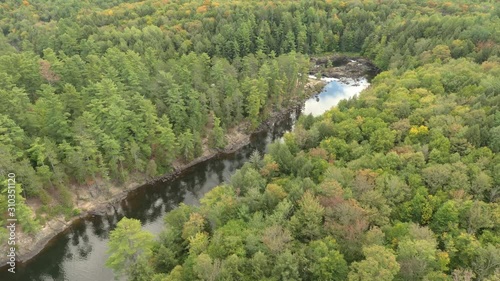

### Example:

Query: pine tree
xmin=210 ymin=115 xmax=226 ymax=149
xmin=178 ymin=129 xmax=195 ymax=162
xmin=145 ymin=159 xmax=158 ymax=180
xmin=157 ymin=115 xmax=178 ymax=169
xmin=32 ymin=86 xmax=71 ymax=140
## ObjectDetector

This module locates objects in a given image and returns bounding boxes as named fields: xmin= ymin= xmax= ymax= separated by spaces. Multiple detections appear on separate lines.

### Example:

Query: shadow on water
xmin=1 ymin=78 xmax=369 ymax=281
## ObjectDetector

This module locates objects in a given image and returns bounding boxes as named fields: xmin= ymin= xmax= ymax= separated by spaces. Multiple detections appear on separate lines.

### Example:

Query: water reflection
xmin=1 ymin=78 xmax=369 ymax=281
xmin=303 ymin=77 xmax=370 ymax=117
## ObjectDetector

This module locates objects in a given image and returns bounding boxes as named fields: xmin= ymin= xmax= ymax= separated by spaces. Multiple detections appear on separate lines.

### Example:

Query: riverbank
xmin=310 ymin=54 xmax=380 ymax=81
xmin=1 ymin=56 xmax=376 ymax=268
xmin=0 ymin=77 xmax=327 ymax=268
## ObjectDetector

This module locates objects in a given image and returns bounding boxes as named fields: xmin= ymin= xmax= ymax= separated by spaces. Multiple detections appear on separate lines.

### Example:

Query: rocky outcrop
xmin=311 ymin=55 xmax=379 ymax=79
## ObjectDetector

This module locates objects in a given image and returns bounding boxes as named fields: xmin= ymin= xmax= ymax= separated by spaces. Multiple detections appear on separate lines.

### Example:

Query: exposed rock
xmin=0 ymin=56 xmax=372 ymax=267
xmin=310 ymin=55 xmax=379 ymax=79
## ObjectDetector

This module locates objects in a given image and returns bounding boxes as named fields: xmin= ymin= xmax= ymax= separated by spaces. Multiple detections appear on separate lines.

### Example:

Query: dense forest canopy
xmin=0 ymin=0 xmax=499 ymax=280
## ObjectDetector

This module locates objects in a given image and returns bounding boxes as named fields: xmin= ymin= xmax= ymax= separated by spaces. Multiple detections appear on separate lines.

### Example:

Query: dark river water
xmin=1 ymin=77 xmax=370 ymax=281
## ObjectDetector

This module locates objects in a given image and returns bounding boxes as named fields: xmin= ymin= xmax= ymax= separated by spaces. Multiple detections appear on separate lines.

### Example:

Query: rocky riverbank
xmin=0 ymin=81 xmax=326 ymax=268
xmin=0 ymin=56 xmax=376 ymax=267
xmin=310 ymin=54 xmax=380 ymax=81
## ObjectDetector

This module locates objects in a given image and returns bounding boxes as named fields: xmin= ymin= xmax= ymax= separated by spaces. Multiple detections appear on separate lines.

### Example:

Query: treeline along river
xmin=1 ymin=76 xmax=371 ymax=281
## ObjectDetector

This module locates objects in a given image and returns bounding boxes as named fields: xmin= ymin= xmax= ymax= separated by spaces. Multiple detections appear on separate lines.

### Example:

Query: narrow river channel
xmin=2 ymin=77 xmax=370 ymax=281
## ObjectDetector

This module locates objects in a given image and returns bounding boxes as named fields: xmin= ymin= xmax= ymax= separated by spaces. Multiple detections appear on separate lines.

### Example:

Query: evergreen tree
xmin=178 ymin=129 xmax=195 ymax=162
xmin=209 ymin=115 xmax=225 ymax=149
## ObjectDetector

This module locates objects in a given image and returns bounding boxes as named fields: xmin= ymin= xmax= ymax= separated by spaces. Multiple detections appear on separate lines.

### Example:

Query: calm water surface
xmin=1 ymin=77 xmax=369 ymax=281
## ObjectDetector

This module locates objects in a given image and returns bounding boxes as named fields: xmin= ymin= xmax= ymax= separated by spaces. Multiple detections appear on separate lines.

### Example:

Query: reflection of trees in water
xmin=77 ymin=243 xmax=92 ymax=259
xmin=1 ymin=229 xmax=77 ymax=281
xmin=104 ymin=206 xmax=122 ymax=234
xmin=176 ymin=157 xmax=226 ymax=202
xmin=211 ymin=157 xmax=227 ymax=188
xmin=89 ymin=215 xmax=106 ymax=238
xmin=11 ymin=92 xmax=307 ymax=281
xmin=69 ymin=220 xmax=93 ymax=260
xmin=145 ymin=201 xmax=164 ymax=224
xmin=117 ymin=170 xmax=196 ymax=225
xmin=32 ymin=235 xmax=72 ymax=281
xmin=89 ymin=211 xmax=120 ymax=240
xmin=161 ymin=179 xmax=186 ymax=209
xmin=121 ymin=188 xmax=164 ymax=224
xmin=71 ymin=221 xmax=85 ymax=247
xmin=183 ymin=166 xmax=206 ymax=195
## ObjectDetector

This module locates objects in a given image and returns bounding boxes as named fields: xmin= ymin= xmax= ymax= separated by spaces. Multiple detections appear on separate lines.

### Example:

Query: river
xmin=1 ymin=76 xmax=370 ymax=281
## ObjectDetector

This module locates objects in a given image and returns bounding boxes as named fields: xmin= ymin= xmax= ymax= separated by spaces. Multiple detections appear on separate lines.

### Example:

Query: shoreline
xmin=1 ymin=56 xmax=375 ymax=268
xmin=0 ymin=77 xmax=327 ymax=268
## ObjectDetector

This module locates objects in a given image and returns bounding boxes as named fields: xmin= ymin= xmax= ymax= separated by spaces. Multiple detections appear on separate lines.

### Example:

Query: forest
xmin=0 ymin=0 xmax=499 ymax=280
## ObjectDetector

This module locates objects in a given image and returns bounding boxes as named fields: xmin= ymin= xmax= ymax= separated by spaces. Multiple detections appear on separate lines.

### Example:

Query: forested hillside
xmin=124 ymin=58 xmax=499 ymax=280
xmin=1 ymin=0 xmax=318 ymax=236
xmin=0 ymin=0 xmax=499 ymax=280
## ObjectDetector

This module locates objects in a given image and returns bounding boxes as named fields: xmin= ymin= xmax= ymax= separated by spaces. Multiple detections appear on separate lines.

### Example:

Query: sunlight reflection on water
xmin=303 ymin=77 xmax=370 ymax=117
